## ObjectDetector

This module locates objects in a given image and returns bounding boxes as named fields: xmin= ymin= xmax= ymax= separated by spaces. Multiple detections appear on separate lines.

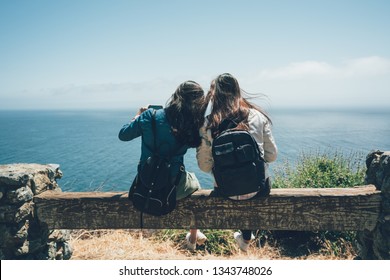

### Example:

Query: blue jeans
xmin=240 ymin=177 xmax=272 ymax=241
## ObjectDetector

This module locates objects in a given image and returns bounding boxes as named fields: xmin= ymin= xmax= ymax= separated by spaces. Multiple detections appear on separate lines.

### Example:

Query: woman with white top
xmin=196 ymin=73 xmax=278 ymax=252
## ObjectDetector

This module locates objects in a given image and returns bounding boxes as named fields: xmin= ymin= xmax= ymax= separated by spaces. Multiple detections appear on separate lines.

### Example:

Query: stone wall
xmin=0 ymin=164 xmax=73 ymax=260
xmin=357 ymin=151 xmax=390 ymax=259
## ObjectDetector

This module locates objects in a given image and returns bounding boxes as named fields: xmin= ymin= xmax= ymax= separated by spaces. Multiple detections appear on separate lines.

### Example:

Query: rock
xmin=47 ymin=164 xmax=63 ymax=179
xmin=366 ymin=151 xmax=390 ymax=192
xmin=62 ymin=241 xmax=73 ymax=260
xmin=0 ymin=185 xmax=4 ymax=200
xmin=0 ymin=163 xmax=62 ymax=194
xmin=0 ymin=202 xmax=33 ymax=224
xmin=6 ymin=186 xmax=33 ymax=204
xmin=0 ymin=205 xmax=16 ymax=223
xmin=365 ymin=151 xmax=383 ymax=188
xmin=379 ymin=153 xmax=390 ymax=195
xmin=0 ymin=248 xmax=10 ymax=260
xmin=0 ymin=165 xmax=33 ymax=187
xmin=48 ymin=230 xmax=71 ymax=242
xmin=14 ymin=240 xmax=30 ymax=256
xmin=14 ymin=220 xmax=29 ymax=243
xmin=28 ymin=239 xmax=46 ymax=254
xmin=0 ymin=220 xmax=29 ymax=248
xmin=357 ymin=151 xmax=390 ymax=260
xmin=31 ymin=173 xmax=53 ymax=195
xmin=0 ymin=163 xmax=72 ymax=260
xmin=46 ymin=242 xmax=57 ymax=260
xmin=54 ymin=241 xmax=74 ymax=260
xmin=14 ymin=202 xmax=34 ymax=224
xmin=0 ymin=225 xmax=13 ymax=246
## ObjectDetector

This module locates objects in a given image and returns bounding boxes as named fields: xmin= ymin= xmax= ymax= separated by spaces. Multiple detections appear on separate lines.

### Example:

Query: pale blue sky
xmin=1 ymin=0 xmax=389 ymax=109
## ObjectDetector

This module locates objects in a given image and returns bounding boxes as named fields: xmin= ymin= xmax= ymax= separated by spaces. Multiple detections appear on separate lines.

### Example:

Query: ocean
xmin=0 ymin=108 xmax=389 ymax=192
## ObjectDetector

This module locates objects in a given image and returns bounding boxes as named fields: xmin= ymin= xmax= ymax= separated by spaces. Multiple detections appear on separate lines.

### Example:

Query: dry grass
xmin=69 ymin=230 xmax=357 ymax=260
xmin=70 ymin=229 xmax=183 ymax=260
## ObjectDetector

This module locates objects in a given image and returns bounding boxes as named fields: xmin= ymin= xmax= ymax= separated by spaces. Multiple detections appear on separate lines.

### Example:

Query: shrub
xmin=269 ymin=150 xmax=366 ymax=258
xmin=272 ymin=150 xmax=366 ymax=189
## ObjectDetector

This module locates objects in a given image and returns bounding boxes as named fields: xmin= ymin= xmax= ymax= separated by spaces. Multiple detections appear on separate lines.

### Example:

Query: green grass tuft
xmin=272 ymin=149 xmax=366 ymax=189
xmin=155 ymin=229 xmax=238 ymax=255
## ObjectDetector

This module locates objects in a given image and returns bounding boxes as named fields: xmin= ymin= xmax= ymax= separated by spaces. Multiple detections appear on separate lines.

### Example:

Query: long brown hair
xmin=165 ymin=80 xmax=206 ymax=147
xmin=206 ymin=73 xmax=272 ymax=137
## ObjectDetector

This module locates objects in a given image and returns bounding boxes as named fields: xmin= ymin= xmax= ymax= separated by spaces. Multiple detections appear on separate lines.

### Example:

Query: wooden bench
xmin=34 ymin=185 xmax=380 ymax=231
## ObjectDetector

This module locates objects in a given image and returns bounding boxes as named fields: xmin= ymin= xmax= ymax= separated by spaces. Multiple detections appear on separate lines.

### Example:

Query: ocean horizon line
xmin=0 ymin=106 xmax=388 ymax=113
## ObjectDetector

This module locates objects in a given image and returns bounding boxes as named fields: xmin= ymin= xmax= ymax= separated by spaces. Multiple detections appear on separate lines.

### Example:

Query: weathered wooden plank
xmin=33 ymin=185 xmax=381 ymax=231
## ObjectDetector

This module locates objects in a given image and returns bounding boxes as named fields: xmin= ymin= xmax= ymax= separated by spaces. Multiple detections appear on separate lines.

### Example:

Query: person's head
xmin=165 ymin=81 xmax=206 ymax=147
xmin=207 ymin=73 xmax=271 ymax=137
xmin=208 ymin=73 xmax=242 ymax=112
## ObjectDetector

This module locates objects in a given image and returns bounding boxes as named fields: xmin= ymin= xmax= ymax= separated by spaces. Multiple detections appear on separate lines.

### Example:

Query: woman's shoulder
xmin=139 ymin=108 xmax=166 ymax=122
xmin=248 ymin=108 xmax=268 ymax=125
xmin=154 ymin=108 xmax=167 ymax=120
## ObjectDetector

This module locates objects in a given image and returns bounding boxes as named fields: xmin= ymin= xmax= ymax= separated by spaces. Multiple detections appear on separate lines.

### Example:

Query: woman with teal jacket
xmin=119 ymin=81 xmax=207 ymax=251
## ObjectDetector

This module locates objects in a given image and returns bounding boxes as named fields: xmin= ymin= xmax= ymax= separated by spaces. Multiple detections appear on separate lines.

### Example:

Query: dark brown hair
xmin=165 ymin=81 xmax=206 ymax=147
xmin=206 ymin=73 xmax=272 ymax=137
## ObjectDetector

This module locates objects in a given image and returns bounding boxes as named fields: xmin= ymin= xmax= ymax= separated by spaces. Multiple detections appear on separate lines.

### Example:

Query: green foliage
xmin=202 ymin=230 xmax=238 ymax=255
xmin=155 ymin=229 xmax=237 ymax=255
xmin=272 ymin=150 xmax=366 ymax=189
xmin=317 ymin=231 xmax=357 ymax=257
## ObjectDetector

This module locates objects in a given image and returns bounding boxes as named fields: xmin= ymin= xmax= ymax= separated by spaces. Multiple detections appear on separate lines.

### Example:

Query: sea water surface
xmin=0 ymin=108 xmax=389 ymax=192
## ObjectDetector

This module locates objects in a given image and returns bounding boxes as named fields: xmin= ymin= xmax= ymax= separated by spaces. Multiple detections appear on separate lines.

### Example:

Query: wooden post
xmin=357 ymin=151 xmax=390 ymax=259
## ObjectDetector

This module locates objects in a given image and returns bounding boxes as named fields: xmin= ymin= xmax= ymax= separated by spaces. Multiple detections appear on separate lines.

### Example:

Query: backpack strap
xmin=174 ymin=165 xmax=184 ymax=186
xmin=139 ymin=109 xmax=157 ymax=229
xmin=140 ymin=109 xmax=158 ymax=155
xmin=151 ymin=109 xmax=157 ymax=155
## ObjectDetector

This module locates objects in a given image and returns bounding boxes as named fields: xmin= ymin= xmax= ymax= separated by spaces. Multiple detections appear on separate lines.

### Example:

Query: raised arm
xmin=118 ymin=107 xmax=148 ymax=141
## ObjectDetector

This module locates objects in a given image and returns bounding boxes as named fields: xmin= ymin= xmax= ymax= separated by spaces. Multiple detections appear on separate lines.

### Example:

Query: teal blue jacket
xmin=118 ymin=108 xmax=188 ymax=178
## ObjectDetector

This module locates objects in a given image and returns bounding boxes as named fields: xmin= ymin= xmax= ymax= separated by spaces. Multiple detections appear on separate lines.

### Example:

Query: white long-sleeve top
xmin=196 ymin=108 xmax=278 ymax=199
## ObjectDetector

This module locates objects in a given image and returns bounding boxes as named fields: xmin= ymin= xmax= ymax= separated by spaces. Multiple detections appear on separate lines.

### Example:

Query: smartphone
xmin=148 ymin=105 xmax=163 ymax=110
